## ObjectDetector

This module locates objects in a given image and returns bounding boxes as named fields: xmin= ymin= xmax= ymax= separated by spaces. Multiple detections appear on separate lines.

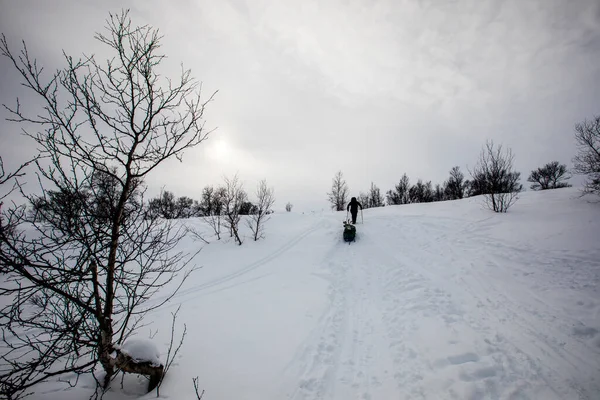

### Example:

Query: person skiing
xmin=346 ymin=197 xmax=363 ymax=224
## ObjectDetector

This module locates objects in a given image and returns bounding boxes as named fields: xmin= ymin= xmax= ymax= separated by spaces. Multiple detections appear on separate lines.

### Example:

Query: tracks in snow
xmin=151 ymin=220 xmax=326 ymax=306
xmin=281 ymin=215 xmax=600 ymax=399
xmin=282 ymin=237 xmax=398 ymax=400
xmin=368 ymin=217 xmax=600 ymax=399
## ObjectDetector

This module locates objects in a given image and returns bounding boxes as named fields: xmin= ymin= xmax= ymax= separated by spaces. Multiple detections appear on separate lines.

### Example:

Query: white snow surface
xmin=27 ymin=188 xmax=600 ymax=399
xmin=117 ymin=339 xmax=162 ymax=367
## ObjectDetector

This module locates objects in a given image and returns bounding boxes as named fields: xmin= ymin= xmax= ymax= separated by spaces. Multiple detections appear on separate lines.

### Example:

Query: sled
xmin=343 ymin=221 xmax=356 ymax=242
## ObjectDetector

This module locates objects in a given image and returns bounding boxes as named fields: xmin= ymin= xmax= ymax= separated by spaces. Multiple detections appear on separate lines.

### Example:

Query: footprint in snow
xmin=459 ymin=366 xmax=499 ymax=382
xmin=571 ymin=324 xmax=598 ymax=339
xmin=447 ymin=352 xmax=480 ymax=365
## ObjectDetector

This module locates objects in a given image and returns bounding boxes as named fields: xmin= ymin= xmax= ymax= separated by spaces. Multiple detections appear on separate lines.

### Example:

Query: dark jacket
xmin=347 ymin=198 xmax=363 ymax=214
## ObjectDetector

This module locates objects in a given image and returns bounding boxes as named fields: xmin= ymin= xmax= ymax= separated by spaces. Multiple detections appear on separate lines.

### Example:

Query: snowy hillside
xmin=34 ymin=188 xmax=600 ymax=400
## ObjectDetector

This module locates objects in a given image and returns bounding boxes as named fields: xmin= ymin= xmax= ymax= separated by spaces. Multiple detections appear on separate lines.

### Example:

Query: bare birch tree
xmin=247 ymin=180 xmax=275 ymax=241
xmin=0 ymin=10 xmax=215 ymax=398
xmin=206 ymin=186 xmax=225 ymax=240
xmin=222 ymin=175 xmax=246 ymax=245
xmin=327 ymin=171 xmax=348 ymax=211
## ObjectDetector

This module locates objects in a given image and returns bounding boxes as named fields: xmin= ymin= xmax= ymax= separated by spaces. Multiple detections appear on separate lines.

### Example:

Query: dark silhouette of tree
xmin=147 ymin=190 xmax=177 ymax=219
xmin=175 ymin=196 xmax=196 ymax=218
xmin=239 ymin=201 xmax=256 ymax=215
xmin=199 ymin=186 xmax=215 ymax=216
xmin=445 ymin=166 xmax=466 ymax=200
xmin=408 ymin=180 xmax=434 ymax=203
xmin=465 ymin=174 xmax=487 ymax=197
xmin=433 ymin=183 xmax=446 ymax=202
xmin=527 ymin=161 xmax=571 ymax=190
xmin=147 ymin=191 xmax=199 ymax=219
xmin=572 ymin=116 xmax=600 ymax=195
xmin=386 ymin=173 xmax=410 ymax=205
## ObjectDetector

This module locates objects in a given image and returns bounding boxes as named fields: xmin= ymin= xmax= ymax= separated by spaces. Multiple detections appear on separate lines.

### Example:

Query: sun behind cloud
xmin=209 ymin=139 xmax=232 ymax=162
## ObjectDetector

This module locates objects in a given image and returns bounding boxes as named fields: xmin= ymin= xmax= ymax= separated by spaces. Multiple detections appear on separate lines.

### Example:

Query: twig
xmin=155 ymin=305 xmax=187 ymax=396
xmin=185 ymin=223 xmax=209 ymax=244
xmin=192 ymin=377 xmax=205 ymax=399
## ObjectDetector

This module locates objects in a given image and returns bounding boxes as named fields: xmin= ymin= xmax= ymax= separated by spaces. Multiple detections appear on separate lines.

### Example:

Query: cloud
xmin=1 ymin=0 xmax=599 ymax=211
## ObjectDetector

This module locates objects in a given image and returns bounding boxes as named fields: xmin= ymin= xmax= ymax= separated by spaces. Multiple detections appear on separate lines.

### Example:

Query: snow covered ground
xmin=31 ymin=187 xmax=600 ymax=399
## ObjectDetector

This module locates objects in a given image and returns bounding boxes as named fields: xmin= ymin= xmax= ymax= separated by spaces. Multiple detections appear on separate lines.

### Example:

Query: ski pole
xmin=346 ymin=210 xmax=349 ymax=223
xmin=361 ymin=209 xmax=363 ymax=224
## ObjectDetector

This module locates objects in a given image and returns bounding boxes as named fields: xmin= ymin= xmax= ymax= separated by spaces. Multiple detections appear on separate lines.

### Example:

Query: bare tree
xmin=285 ymin=202 xmax=293 ymax=212
xmin=222 ymin=175 xmax=246 ymax=245
xmin=147 ymin=190 xmax=177 ymax=219
xmin=573 ymin=116 xmax=600 ymax=195
xmin=445 ymin=166 xmax=466 ymax=200
xmin=470 ymin=141 xmax=522 ymax=212
xmin=199 ymin=186 xmax=215 ymax=216
xmin=433 ymin=183 xmax=446 ymax=202
xmin=0 ymin=155 xmax=34 ymax=255
xmin=205 ymin=186 xmax=225 ymax=240
xmin=408 ymin=179 xmax=434 ymax=203
xmin=386 ymin=173 xmax=410 ymax=205
xmin=527 ymin=161 xmax=571 ymax=190
xmin=368 ymin=182 xmax=384 ymax=208
xmin=0 ymin=156 xmax=35 ymax=205
xmin=238 ymin=201 xmax=256 ymax=215
xmin=247 ymin=180 xmax=275 ymax=241
xmin=0 ymin=10 xmax=215 ymax=398
xmin=192 ymin=377 xmax=205 ymax=399
xmin=175 ymin=196 xmax=196 ymax=218
xmin=147 ymin=191 xmax=197 ymax=219
xmin=327 ymin=171 xmax=348 ymax=211
xmin=357 ymin=192 xmax=370 ymax=209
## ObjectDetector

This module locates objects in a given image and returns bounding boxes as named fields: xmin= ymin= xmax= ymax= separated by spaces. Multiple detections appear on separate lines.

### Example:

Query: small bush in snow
xmin=527 ymin=161 xmax=571 ymax=190
xmin=471 ymin=141 xmax=522 ymax=213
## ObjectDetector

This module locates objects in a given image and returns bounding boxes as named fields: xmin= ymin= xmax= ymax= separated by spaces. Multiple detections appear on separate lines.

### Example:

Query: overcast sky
xmin=1 ymin=0 xmax=599 ymax=211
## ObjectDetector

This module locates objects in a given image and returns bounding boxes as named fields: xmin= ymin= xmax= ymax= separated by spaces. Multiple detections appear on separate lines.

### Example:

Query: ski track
xmin=282 ymin=219 xmax=398 ymax=400
xmin=280 ymin=215 xmax=600 ymax=400
xmin=148 ymin=219 xmax=326 ymax=307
